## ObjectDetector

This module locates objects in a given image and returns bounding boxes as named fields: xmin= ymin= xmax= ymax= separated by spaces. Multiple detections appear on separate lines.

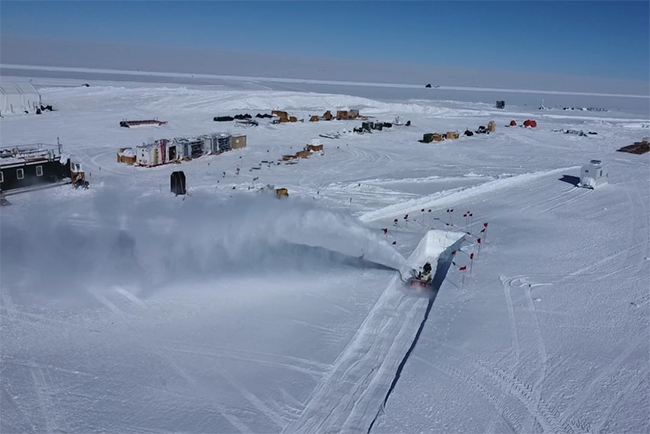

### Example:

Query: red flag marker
xmin=382 ymin=228 xmax=388 ymax=234
xmin=470 ymin=253 xmax=474 ymax=260
xmin=484 ymin=222 xmax=488 ymax=228
xmin=459 ymin=266 xmax=467 ymax=271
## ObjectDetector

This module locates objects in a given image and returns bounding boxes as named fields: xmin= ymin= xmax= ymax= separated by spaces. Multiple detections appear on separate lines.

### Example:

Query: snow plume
xmin=0 ymin=190 xmax=405 ymax=302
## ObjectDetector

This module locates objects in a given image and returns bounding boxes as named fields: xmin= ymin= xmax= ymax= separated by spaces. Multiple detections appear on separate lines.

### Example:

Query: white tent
xmin=0 ymin=82 xmax=41 ymax=116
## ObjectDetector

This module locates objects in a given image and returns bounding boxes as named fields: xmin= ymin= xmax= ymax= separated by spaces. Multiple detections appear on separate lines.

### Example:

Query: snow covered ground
xmin=1 ymin=74 xmax=648 ymax=434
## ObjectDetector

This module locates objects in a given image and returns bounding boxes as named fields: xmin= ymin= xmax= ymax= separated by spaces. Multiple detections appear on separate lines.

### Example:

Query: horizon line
xmin=2 ymin=64 xmax=648 ymax=100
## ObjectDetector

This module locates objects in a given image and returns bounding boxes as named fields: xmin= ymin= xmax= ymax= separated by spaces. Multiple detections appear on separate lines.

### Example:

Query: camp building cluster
xmin=117 ymin=133 xmax=247 ymax=167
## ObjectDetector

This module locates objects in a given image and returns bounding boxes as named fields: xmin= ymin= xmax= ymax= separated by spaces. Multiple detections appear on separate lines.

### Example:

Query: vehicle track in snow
xmin=161 ymin=343 xmax=330 ymax=379
xmin=1 ymin=386 xmax=34 ymax=433
xmin=1 ymin=288 xmax=17 ymax=320
xmin=158 ymin=352 xmax=257 ymax=434
xmin=432 ymin=344 xmax=576 ymax=434
xmin=283 ymin=232 xmax=463 ymax=434
xmin=589 ymin=374 xmax=647 ymax=434
xmin=29 ymin=364 xmax=69 ymax=434
xmin=500 ymin=275 xmax=553 ymax=433
xmin=538 ymin=188 xmax=592 ymax=214
xmin=413 ymin=356 xmax=520 ymax=434
xmin=562 ymin=334 xmax=647 ymax=424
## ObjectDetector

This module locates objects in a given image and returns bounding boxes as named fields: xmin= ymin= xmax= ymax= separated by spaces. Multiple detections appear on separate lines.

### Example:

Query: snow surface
xmin=1 ymin=75 xmax=649 ymax=434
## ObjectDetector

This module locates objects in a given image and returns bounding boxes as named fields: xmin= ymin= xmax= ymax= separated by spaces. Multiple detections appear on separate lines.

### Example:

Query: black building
xmin=0 ymin=146 xmax=71 ymax=192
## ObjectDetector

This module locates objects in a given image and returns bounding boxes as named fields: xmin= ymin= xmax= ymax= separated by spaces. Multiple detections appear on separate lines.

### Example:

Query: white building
xmin=136 ymin=139 xmax=181 ymax=167
xmin=0 ymin=82 xmax=41 ymax=116
xmin=579 ymin=159 xmax=607 ymax=189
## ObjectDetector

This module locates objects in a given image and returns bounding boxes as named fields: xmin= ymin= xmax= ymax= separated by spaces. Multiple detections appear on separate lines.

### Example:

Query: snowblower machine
xmin=406 ymin=262 xmax=433 ymax=289
xmin=393 ymin=262 xmax=434 ymax=293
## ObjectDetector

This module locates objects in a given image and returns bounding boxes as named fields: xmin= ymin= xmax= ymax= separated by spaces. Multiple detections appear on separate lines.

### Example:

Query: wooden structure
xmin=307 ymin=144 xmax=324 ymax=152
xmin=349 ymin=109 xmax=360 ymax=119
xmin=232 ymin=135 xmax=247 ymax=149
xmin=446 ymin=131 xmax=460 ymax=140
xmin=295 ymin=150 xmax=311 ymax=159
xmin=432 ymin=133 xmax=444 ymax=142
xmin=337 ymin=110 xmax=349 ymax=120
xmin=423 ymin=133 xmax=434 ymax=143
xmin=70 ymin=161 xmax=88 ymax=189
xmin=272 ymin=110 xmax=290 ymax=123
xmin=322 ymin=111 xmax=333 ymax=121
xmin=310 ymin=116 xmax=320 ymax=122
xmin=276 ymin=188 xmax=289 ymax=198
xmin=306 ymin=138 xmax=323 ymax=152
xmin=617 ymin=138 xmax=650 ymax=155
xmin=282 ymin=155 xmax=296 ymax=161
xmin=120 ymin=119 xmax=167 ymax=128
xmin=117 ymin=148 xmax=137 ymax=165
xmin=488 ymin=121 xmax=497 ymax=132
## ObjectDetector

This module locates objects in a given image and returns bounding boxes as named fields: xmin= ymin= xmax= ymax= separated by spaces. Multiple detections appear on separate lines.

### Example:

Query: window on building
xmin=36 ymin=165 xmax=43 ymax=177
xmin=17 ymin=168 xmax=24 ymax=180
xmin=0 ymin=171 xmax=3 ymax=183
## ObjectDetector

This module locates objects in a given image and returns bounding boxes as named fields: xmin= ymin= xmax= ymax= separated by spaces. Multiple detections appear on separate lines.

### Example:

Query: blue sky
xmin=1 ymin=1 xmax=648 ymax=81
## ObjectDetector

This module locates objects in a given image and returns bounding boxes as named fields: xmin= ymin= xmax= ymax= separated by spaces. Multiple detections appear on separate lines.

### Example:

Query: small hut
xmin=306 ymin=138 xmax=323 ymax=152
xmin=170 ymin=171 xmax=186 ymax=195
xmin=232 ymin=135 xmax=247 ymax=149
xmin=446 ymin=131 xmax=460 ymax=140
xmin=272 ymin=110 xmax=290 ymax=123
xmin=488 ymin=121 xmax=497 ymax=132
xmin=309 ymin=115 xmax=320 ymax=122
xmin=578 ymin=159 xmax=607 ymax=189
xmin=117 ymin=148 xmax=137 ymax=165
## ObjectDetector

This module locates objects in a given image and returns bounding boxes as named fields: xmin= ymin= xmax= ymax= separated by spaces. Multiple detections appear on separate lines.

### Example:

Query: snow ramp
xmin=283 ymin=230 xmax=465 ymax=434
